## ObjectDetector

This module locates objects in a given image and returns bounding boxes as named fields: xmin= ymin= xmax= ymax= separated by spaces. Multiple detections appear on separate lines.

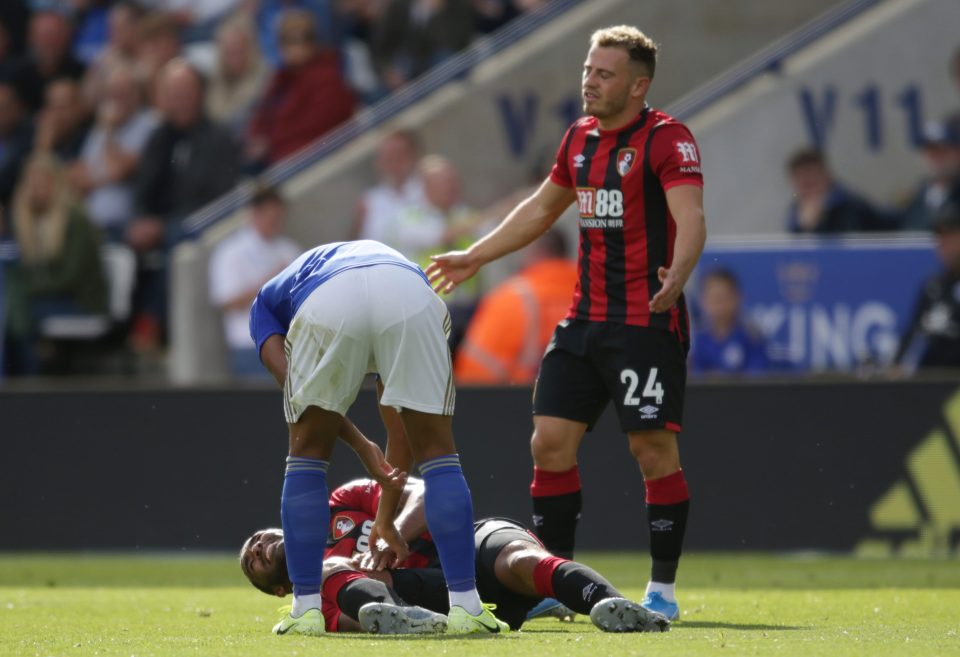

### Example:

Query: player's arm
xmin=338 ymin=418 xmax=407 ymax=492
xmin=367 ymin=378 xmax=415 ymax=566
xmin=426 ymin=178 xmax=575 ymax=294
xmin=259 ymin=334 xmax=288 ymax=387
xmin=650 ymin=184 xmax=707 ymax=313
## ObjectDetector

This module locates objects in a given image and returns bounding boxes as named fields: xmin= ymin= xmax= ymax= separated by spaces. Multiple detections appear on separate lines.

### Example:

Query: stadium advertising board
xmin=697 ymin=238 xmax=939 ymax=371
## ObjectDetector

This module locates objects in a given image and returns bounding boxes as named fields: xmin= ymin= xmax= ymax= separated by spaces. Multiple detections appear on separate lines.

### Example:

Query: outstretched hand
xmin=353 ymin=437 xmax=408 ymax=492
xmin=649 ymin=266 xmax=684 ymax=313
xmin=425 ymin=250 xmax=480 ymax=295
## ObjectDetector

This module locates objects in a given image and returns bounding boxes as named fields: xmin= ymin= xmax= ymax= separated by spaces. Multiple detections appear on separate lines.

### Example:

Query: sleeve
xmin=548 ymin=124 xmax=577 ymax=189
xmin=329 ymin=479 xmax=381 ymax=516
xmin=248 ymin=287 xmax=288 ymax=354
xmin=649 ymin=122 xmax=704 ymax=191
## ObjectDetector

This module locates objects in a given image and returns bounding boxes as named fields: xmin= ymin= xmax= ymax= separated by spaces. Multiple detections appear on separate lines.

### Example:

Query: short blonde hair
xmin=590 ymin=25 xmax=658 ymax=78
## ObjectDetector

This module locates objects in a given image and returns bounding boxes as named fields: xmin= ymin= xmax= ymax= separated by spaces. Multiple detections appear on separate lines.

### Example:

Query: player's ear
xmin=274 ymin=584 xmax=289 ymax=597
xmin=631 ymin=74 xmax=650 ymax=99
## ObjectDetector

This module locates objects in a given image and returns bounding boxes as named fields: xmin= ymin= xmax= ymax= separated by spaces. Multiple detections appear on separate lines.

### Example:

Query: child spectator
xmin=691 ymin=268 xmax=770 ymax=375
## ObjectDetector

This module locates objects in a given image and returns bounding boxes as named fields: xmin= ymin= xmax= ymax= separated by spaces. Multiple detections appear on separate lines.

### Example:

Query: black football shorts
xmin=473 ymin=517 xmax=542 ymax=630
xmin=533 ymin=319 xmax=687 ymax=433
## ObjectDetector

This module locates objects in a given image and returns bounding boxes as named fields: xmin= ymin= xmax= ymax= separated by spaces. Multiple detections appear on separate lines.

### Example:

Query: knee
xmin=531 ymin=429 xmax=571 ymax=468
xmin=629 ymin=438 xmax=679 ymax=480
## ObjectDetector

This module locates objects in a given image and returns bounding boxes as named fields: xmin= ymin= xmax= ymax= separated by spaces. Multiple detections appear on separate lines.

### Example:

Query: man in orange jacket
xmin=455 ymin=231 xmax=576 ymax=384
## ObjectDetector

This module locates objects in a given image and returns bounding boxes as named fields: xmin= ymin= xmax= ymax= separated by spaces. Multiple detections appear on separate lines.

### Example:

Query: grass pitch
xmin=1 ymin=553 xmax=958 ymax=657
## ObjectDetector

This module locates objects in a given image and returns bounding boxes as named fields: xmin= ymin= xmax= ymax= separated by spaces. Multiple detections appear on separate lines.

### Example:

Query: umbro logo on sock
xmin=582 ymin=582 xmax=598 ymax=602
xmin=651 ymin=519 xmax=674 ymax=532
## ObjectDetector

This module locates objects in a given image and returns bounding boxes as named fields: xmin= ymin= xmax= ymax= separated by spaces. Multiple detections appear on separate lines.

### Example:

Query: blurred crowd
xmin=1 ymin=2 xmax=958 ymax=381
xmin=0 ymin=0 xmax=547 ymax=376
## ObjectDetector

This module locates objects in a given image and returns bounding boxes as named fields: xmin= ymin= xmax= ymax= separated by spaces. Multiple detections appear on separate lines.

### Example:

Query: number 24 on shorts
xmin=620 ymin=368 xmax=664 ymax=406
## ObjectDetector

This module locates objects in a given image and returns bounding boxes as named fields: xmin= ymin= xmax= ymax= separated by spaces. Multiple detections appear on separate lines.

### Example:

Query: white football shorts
xmin=283 ymin=264 xmax=454 ymax=421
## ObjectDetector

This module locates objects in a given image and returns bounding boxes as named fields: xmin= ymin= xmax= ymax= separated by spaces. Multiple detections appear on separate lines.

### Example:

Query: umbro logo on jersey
xmin=573 ymin=154 xmax=586 ymax=168
xmin=639 ymin=405 xmax=659 ymax=419
xmin=651 ymin=519 xmax=674 ymax=532
xmin=332 ymin=515 xmax=355 ymax=540
xmin=582 ymin=582 xmax=598 ymax=602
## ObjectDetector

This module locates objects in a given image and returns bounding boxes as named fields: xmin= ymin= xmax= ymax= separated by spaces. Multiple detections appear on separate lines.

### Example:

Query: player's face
xmin=581 ymin=45 xmax=648 ymax=120
xmin=240 ymin=528 xmax=288 ymax=595
xmin=935 ymin=227 xmax=960 ymax=271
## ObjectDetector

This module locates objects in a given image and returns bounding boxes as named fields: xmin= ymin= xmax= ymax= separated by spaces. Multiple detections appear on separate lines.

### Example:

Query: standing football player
xmin=428 ymin=26 xmax=705 ymax=621
xmin=250 ymin=240 xmax=508 ymax=635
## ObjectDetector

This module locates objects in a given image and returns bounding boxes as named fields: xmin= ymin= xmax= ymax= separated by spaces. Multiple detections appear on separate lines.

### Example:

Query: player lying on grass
xmin=240 ymin=477 xmax=670 ymax=634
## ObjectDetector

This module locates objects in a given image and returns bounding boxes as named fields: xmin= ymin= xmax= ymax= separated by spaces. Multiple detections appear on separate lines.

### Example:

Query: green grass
xmin=1 ymin=554 xmax=958 ymax=657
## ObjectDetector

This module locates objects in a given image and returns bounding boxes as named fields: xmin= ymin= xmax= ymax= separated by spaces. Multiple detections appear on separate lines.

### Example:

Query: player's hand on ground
xmin=425 ymin=251 xmax=481 ymax=295
xmin=649 ymin=266 xmax=683 ymax=313
xmin=355 ymin=438 xmax=408 ymax=492
xmin=364 ymin=521 xmax=409 ymax=570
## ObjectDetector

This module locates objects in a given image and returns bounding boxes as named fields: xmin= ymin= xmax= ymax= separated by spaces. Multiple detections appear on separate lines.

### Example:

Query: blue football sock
xmin=281 ymin=456 xmax=330 ymax=598
xmin=419 ymin=454 xmax=477 ymax=594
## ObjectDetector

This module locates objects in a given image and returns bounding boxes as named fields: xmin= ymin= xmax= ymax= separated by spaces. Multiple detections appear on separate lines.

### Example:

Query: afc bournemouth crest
xmin=332 ymin=515 xmax=356 ymax=540
xmin=616 ymin=148 xmax=637 ymax=177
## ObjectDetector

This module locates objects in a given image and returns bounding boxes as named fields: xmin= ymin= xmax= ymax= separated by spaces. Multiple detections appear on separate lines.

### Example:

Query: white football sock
xmin=449 ymin=588 xmax=483 ymax=616
xmin=291 ymin=593 xmax=322 ymax=617
xmin=646 ymin=581 xmax=676 ymax=603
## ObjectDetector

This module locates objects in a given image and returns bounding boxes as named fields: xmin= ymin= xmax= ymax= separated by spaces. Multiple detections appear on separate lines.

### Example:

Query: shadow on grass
xmin=679 ymin=621 xmax=805 ymax=631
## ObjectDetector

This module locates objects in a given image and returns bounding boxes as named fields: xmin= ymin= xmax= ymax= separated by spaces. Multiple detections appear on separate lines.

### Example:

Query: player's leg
xmin=605 ymin=326 xmax=689 ymax=621
xmin=370 ymin=267 xmax=506 ymax=633
xmin=628 ymin=428 xmax=689 ymax=620
xmin=529 ymin=322 xmax=608 ymax=559
xmin=481 ymin=525 xmax=668 ymax=632
xmin=321 ymin=559 xmax=447 ymax=635
xmin=276 ymin=405 xmax=341 ymax=633
xmin=276 ymin=278 xmax=373 ymax=634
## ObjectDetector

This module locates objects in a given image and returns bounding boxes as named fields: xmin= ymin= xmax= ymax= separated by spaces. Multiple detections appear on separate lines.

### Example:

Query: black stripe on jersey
xmin=574 ymin=130 xmax=602 ymax=319
xmin=642 ymin=124 xmax=671 ymax=331
xmin=602 ymin=111 xmax=649 ymax=320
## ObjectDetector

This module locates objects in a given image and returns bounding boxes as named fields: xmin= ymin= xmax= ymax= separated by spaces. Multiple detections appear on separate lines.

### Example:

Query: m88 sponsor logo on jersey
xmin=576 ymin=187 xmax=624 ymax=229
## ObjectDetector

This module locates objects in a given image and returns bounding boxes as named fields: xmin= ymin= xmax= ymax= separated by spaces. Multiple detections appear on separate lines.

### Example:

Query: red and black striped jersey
xmin=325 ymin=479 xmax=437 ymax=567
xmin=550 ymin=107 xmax=703 ymax=338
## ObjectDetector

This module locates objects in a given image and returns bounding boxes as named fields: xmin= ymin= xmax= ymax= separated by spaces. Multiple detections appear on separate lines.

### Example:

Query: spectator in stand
xmin=455 ymin=230 xmax=576 ymax=384
xmin=206 ymin=15 xmax=269 ymax=137
xmin=208 ymin=184 xmax=300 ymax=376
xmin=130 ymin=58 xmax=239 ymax=349
xmin=33 ymin=77 xmax=92 ymax=163
xmin=0 ymin=82 xmax=34 ymax=211
xmin=372 ymin=0 xmax=472 ymax=91
xmin=135 ymin=11 xmax=182 ymax=94
xmin=246 ymin=9 xmax=355 ymax=167
xmin=69 ymin=63 xmax=158 ymax=242
xmin=418 ymin=154 xmax=485 ymax=348
xmin=901 ymin=121 xmax=960 ymax=231
xmin=0 ymin=2 xmax=29 ymax=66
xmin=139 ymin=0 xmax=243 ymax=43
xmin=81 ymin=1 xmax=143 ymax=107
xmin=690 ymin=268 xmax=770 ymax=375
xmin=71 ymin=0 xmax=113 ymax=65
xmin=255 ymin=0 xmax=339 ymax=68
xmin=2 ymin=153 xmax=107 ymax=375
xmin=471 ymin=0 xmax=519 ymax=34
xmin=7 ymin=10 xmax=86 ymax=113
xmin=353 ymin=129 xmax=428 ymax=250
xmin=785 ymin=148 xmax=891 ymax=234
xmin=895 ymin=199 xmax=960 ymax=371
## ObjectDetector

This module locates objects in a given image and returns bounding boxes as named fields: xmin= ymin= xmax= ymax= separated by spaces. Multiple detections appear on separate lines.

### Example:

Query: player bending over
xmin=249 ymin=240 xmax=507 ymax=635
xmin=240 ymin=478 xmax=670 ymax=634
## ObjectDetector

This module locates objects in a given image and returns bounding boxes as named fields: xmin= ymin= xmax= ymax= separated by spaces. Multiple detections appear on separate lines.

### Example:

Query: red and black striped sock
xmin=530 ymin=466 xmax=582 ymax=560
xmin=645 ymin=469 xmax=690 ymax=585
